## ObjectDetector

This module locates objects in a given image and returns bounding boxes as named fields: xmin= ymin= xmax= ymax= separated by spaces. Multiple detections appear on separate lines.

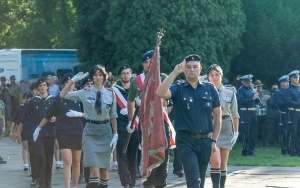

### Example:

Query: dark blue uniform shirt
xmin=113 ymin=83 xmax=129 ymax=132
xmin=273 ymin=89 xmax=288 ymax=111
xmin=169 ymin=80 xmax=220 ymax=133
xmin=20 ymin=95 xmax=55 ymax=137
xmin=45 ymin=96 xmax=83 ymax=136
xmin=283 ymin=84 xmax=300 ymax=108
xmin=236 ymin=85 xmax=256 ymax=108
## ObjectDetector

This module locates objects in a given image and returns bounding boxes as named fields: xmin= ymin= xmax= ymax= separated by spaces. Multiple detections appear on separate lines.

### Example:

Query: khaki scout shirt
xmin=218 ymin=84 xmax=239 ymax=119
xmin=64 ymin=86 xmax=118 ymax=121
xmin=9 ymin=83 xmax=22 ymax=103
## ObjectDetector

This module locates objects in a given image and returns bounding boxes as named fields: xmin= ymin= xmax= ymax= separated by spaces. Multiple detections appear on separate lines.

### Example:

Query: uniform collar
xmin=183 ymin=79 xmax=204 ymax=87
xmin=217 ymin=84 xmax=224 ymax=91
xmin=91 ymin=85 xmax=104 ymax=92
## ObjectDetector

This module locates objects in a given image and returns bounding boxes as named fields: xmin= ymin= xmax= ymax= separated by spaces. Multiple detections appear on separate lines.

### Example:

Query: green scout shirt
xmin=64 ymin=86 xmax=118 ymax=121
xmin=9 ymin=83 xmax=22 ymax=102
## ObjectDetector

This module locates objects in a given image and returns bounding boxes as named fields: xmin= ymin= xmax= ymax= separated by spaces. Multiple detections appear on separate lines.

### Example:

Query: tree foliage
xmin=230 ymin=0 xmax=300 ymax=87
xmin=73 ymin=0 xmax=245 ymax=75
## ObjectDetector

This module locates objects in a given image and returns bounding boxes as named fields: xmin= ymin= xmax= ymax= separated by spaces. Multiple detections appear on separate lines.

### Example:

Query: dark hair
xmin=36 ymin=77 xmax=49 ymax=89
xmin=29 ymin=82 xmax=36 ymax=91
xmin=60 ymin=73 xmax=73 ymax=85
xmin=206 ymin=64 xmax=223 ymax=77
xmin=89 ymin=64 xmax=108 ymax=83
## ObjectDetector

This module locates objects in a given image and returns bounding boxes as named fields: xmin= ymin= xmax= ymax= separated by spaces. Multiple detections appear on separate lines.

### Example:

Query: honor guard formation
xmin=1 ymin=50 xmax=300 ymax=188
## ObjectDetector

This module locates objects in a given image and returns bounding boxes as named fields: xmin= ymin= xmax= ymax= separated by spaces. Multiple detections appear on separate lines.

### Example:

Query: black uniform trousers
xmin=143 ymin=123 xmax=170 ymax=188
xmin=240 ymin=110 xmax=257 ymax=154
xmin=173 ymin=148 xmax=183 ymax=173
xmin=287 ymin=110 xmax=300 ymax=155
xmin=256 ymin=115 xmax=269 ymax=146
xmin=278 ymin=111 xmax=289 ymax=153
xmin=116 ymin=130 xmax=140 ymax=186
xmin=266 ymin=109 xmax=279 ymax=145
xmin=28 ymin=136 xmax=55 ymax=185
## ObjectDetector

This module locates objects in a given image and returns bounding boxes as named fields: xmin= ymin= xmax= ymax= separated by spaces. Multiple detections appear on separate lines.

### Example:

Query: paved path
xmin=1 ymin=137 xmax=300 ymax=188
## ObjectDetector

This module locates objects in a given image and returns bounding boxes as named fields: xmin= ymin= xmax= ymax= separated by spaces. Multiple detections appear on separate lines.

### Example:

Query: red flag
xmin=140 ymin=45 xmax=167 ymax=181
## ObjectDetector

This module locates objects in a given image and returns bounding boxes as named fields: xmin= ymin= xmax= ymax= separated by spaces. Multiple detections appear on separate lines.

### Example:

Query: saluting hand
xmin=173 ymin=59 xmax=186 ymax=75
xmin=71 ymin=72 xmax=89 ymax=83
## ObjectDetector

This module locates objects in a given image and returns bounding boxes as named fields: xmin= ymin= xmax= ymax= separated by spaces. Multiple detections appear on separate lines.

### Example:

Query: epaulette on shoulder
xmin=224 ymin=85 xmax=237 ymax=93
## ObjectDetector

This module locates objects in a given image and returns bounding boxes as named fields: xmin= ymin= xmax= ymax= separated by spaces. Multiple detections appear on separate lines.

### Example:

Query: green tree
xmin=230 ymin=0 xmax=300 ymax=87
xmin=74 ymin=0 xmax=245 ymax=75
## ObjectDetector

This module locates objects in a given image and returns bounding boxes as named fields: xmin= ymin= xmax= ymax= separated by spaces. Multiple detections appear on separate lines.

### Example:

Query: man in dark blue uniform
xmin=15 ymin=77 xmax=55 ymax=188
xmin=156 ymin=54 xmax=221 ymax=188
xmin=272 ymin=75 xmax=289 ymax=155
xmin=113 ymin=64 xmax=138 ymax=188
xmin=283 ymin=70 xmax=300 ymax=156
xmin=236 ymin=74 xmax=258 ymax=156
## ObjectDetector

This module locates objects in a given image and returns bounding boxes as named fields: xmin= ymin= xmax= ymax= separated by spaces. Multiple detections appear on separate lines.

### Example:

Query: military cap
xmin=118 ymin=64 xmax=131 ymax=75
xmin=60 ymin=73 xmax=73 ymax=85
xmin=278 ymin=75 xmax=289 ymax=82
xmin=185 ymin=54 xmax=201 ymax=62
xmin=82 ymin=77 xmax=92 ymax=86
xmin=240 ymin=74 xmax=253 ymax=81
xmin=141 ymin=50 xmax=153 ymax=63
xmin=288 ymin=70 xmax=299 ymax=78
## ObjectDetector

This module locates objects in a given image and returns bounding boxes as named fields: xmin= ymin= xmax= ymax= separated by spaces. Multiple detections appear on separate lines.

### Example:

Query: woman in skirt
xmin=207 ymin=64 xmax=240 ymax=188
xmin=60 ymin=65 xmax=118 ymax=188
xmin=34 ymin=74 xmax=84 ymax=188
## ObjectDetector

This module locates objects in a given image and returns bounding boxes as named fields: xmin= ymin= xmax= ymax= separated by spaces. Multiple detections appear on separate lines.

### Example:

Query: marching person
xmin=59 ymin=65 xmax=118 ymax=188
xmin=33 ymin=74 xmax=84 ymax=188
xmin=127 ymin=50 xmax=170 ymax=188
xmin=236 ymin=74 xmax=258 ymax=156
xmin=283 ymin=70 xmax=300 ymax=156
xmin=206 ymin=64 xmax=239 ymax=188
xmin=112 ymin=64 xmax=137 ymax=188
xmin=15 ymin=77 xmax=56 ymax=188
xmin=156 ymin=54 xmax=221 ymax=188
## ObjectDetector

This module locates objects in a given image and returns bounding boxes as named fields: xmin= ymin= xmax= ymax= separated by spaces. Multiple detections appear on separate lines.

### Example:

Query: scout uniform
xmin=0 ymin=100 xmax=4 ymax=138
xmin=64 ymin=85 xmax=117 ymax=168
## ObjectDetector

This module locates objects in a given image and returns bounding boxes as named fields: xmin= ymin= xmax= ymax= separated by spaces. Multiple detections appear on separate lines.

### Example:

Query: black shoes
xmin=30 ymin=179 xmax=37 ymax=186
xmin=173 ymin=169 xmax=184 ymax=177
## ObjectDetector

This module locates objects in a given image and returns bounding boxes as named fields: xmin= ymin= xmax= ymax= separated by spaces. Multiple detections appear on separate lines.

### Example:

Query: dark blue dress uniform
xmin=20 ymin=95 xmax=55 ymax=186
xmin=44 ymin=95 xmax=83 ymax=150
xmin=236 ymin=74 xmax=257 ymax=156
xmin=113 ymin=83 xmax=140 ymax=187
xmin=170 ymin=80 xmax=220 ymax=188
xmin=283 ymin=70 xmax=300 ymax=156
xmin=271 ymin=75 xmax=289 ymax=154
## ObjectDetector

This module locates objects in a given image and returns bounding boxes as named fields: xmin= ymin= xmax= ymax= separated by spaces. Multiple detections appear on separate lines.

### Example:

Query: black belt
xmin=178 ymin=131 xmax=211 ymax=139
xmin=222 ymin=115 xmax=230 ymax=119
xmin=87 ymin=119 xmax=109 ymax=124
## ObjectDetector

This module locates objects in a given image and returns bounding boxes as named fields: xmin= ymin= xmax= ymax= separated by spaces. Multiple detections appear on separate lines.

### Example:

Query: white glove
xmin=231 ymin=132 xmax=239 ymax=144
xmin=33 ymin=127 xmax=41 ymax=142
xmin=120 ymin=108 xmax=128 ymax=115
xmin=126 ymin=121 xmax=135 ymax=133
xmin=135 ymin=97 xmax=141 ymax=107
xmin=71 ymin=72 xmax=89 ymax=83
xmin=66 ymin=110 xmax=83 ymax=117
xmin=110 ymin=134 xmax=118 ymax=152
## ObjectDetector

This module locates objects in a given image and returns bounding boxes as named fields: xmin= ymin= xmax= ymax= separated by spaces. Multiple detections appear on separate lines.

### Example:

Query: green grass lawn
xmin=228 ymin=142 xmax=300 ymax=167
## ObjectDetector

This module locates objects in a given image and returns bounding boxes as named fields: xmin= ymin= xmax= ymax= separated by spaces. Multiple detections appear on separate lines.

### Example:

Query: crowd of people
xmin=0 ymin=49 xmax=300 ymax=188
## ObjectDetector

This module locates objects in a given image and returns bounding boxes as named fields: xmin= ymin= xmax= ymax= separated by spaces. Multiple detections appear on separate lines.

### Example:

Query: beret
xmin=118 ymin=64 xmax=131 ymax=75
xmin=185 ymin=54 xmax=201 ymax=62
xmin=141 ymin=50 xmax=153 ymax=62
xmin=60 ymin=73 xmax=73 ymax=85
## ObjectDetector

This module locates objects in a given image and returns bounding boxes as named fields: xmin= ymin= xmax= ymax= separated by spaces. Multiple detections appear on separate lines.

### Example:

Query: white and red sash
xmin=112 ymin=85 xmax=139 ymax=129
xmin=136 ymin=73 xmax=176 ymax=149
